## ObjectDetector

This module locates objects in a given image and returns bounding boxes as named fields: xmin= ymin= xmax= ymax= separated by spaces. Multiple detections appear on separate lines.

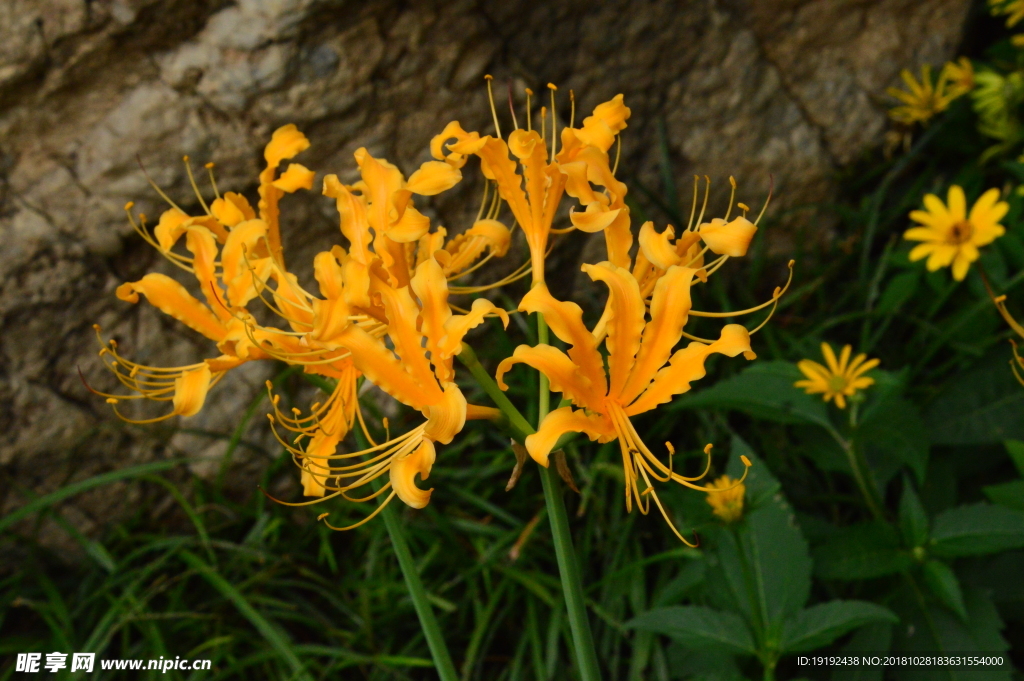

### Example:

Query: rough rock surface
xmin=0 ymin=0 xmax=968 ymax=553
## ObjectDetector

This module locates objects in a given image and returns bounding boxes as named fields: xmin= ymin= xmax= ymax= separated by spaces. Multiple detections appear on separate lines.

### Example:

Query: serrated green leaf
xmin=780 ymin=601 xmax=898 ymax=654
xmin=922 ymin=560 xmax=968 ymax=620
xmin=925 ymin=348 xmax=1024 ymax=445
xmin=983 ymin=480 xmax=1024 ymax=510
xmin=674 ymin=361 xmax=832 ymax=429
xmin=899 ymin=481 xmax=929 ymax=548
xmin=856 ymin=392 xmax=928 ymax=485
xmin=813 ymin=522 xmax=913 ymax=580
xmin=744 ymin=500 xmax=812 ymax=627
xmin=626 ymin=606 xmax=756 ymax=656
xmin=930 ymin=503 xmax=1024 ymax=557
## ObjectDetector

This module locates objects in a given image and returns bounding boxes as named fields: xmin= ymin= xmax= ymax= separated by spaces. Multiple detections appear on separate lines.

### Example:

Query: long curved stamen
xmin=688 ymin=260 xmax=794 ymax=318
xmin=183 ymin=156 xmax=212 ymax=216
xmin=723 ymin=176 xmax=737 ymax=221
xmin=755 ymin=174 xmax=774 ymax=226
xmin=484 ymin=74 xmax=502 ymax=139
xmin=124 ymin=206 xmax=195 ymax=273
xmin=612 ymin=133 xmax=622 ymax=176
xmin=525 ymin=87 xmax=533 ymax=131
xmin=319 ymin=490 xmax=397 ymax=531
xmin=507 ymin=81 xmax=520 ymax=131
xmin=693 ymin=176 xmax=711 ymax=230
xmin=205 ymin=162 xmax=222 ymax=200
xmin=687 ymin=176 xmax=700 ymax=232
xmin=548 ymin=83 xmax=558 ymax=162
xmin=475 ymin=180 xmax=491 ymax=223
xmin=136 ymin=155 xmax=186 ymax=214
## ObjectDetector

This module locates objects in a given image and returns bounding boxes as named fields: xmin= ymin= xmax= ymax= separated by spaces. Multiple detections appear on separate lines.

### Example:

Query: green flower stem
xmin=537 ymin=315 xmax=602 ymax=681
xmin=825 ymin=424 xmax=886 ymax=522
xmin=378 ymin=499 xmax=460 ymax=681
xmin=457 ymin=338 xmax=602 ymax=681
xmin=308 ymin=375 xmax=459 ymax=681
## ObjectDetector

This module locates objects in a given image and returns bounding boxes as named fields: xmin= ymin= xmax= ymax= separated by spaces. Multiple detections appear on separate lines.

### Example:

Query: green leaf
xmin=665 ymin=644 xmax=746 ymax=681
xmin=705 ymin=490 xmax=811 ymax=637
xmin=930 ymin=503 xmax=1024 ymax=557
xmin=0 ymin=460 xmax=184 ymax=534
xmin=856 ymin=395 xmax=929 ymax=485
xmin=626 ymin=606 xmax=756 ymax=656
xmin=876 ymin=271 xmax=919 ymax=314
xmin=922 ymin=560 xmax=968 ymax=620
xmin=674 ymin=361 xmax=832 ymax=429
xmin=1005 ymin=439 xmax=1024 ymax=475
xmin=925 ymin=348 xmax=1024 ymax=445
xmin=899 ymin=480 xmax=929 ymax=548
xmin=179 ymin=551 xmax=313 ymax=681
xmin=813 ymin=522 xmax=913 ymax=580
xmin=983 ymin=480 xmax=1024 ymax=511
xmin=780 ymin=601 xmax=898 ymax=654
xmin=744 ymin=499 xmax=812 ymax=627
xmin=890 ymin=586 xmax=1011 ymax=680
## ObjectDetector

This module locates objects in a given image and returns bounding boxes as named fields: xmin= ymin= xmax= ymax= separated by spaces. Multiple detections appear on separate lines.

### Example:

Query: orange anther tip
xmin=124 ymin=201 xmax=134 ymax=210
xmin=738 ymin=202 xmax=750 ymax=211
xmin=788 ymin=259 xmax=796 ymax=267
xmin=204 ymin=162 xmax=214 ymax=169
xmin=741 ymin=455 xmax=752 ymax=466
xmin=138 ymin=213 xmax=146 ymax=221
xmin=995 ymin=294 xmax=1008 ymax=303
xmin=183 ymin=155 xmax=190 ymax=162
xmin=729 ymin=176 xmax=737 ymax=186
xmin=106 ymin=398 xmax=118 ymax=404
xmin=547 ymin=83 xmax=557 ymax=90
xmin=93 ymin=324 xmax=101 ymax=330
xmin=265 ymin=380 xmax=272 ymax=388
xmin=525 ymin=87 xmax=534 ymax=95
xmin=704 ymin=444 xmax=713 ymax=454
xmin=774 ymin=287 xmax=782 ymax=296
xmin=317 ymin=513 xmax=329 ymax=521
xmin=484 ymin=74 xmax=493 ymax=80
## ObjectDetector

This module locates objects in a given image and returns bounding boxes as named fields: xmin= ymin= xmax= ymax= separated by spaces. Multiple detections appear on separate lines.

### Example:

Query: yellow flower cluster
xmin=90 ymin=80 xmax=790 ymax=541
xmin=887 ymin=58 xmax=974 ymax=127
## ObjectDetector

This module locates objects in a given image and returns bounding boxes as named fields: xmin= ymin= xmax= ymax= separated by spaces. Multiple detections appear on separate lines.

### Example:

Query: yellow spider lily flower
xmin=904 ymin=185 xmax=1007 ymax=281
xmin=431 ymin=87 xmax=634 ymax=282
xmin=92 ymin=125 xmax=316 ymax=422
xmin=321 ymin=150 xmax=516 ymax=308
xmin=495 ymin=262 xmax=757 ymax=544
xmin=266 ymin=256 xmax=508 ymax=525
xmin=795 ymin=343 xmax=879 ymax=409
xmin=887 ymin=65 xmax=956 ymax=126
xmin=705 ymin=475 xmax=745 ymax=523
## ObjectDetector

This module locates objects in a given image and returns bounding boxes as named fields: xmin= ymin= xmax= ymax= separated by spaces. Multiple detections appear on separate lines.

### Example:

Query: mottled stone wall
xmin=0 ymin=0 xmax=969 ymax=550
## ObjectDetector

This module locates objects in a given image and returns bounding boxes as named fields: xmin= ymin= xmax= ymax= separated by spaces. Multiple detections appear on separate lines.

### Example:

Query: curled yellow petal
xmin=116 ymin=273 xmax=227 ymax=341
xmin=406 ymin=160 xmax=462 ymax=195
xmin=496 ymin=345 xmax=599 ymax=409
xmin=699 ymin=216 xmax=758 ymax=257
xmin=154 ymin=208 xmax=189 ymax=251
xmin=172 ymin=363 xmax=213 ymax=417
xmin=638 ymin=221 xmax=680 ymax=270
xmin=211 ymin=196 xmax=246 ymax=228
xmin=423 ymin=382 xmax=467 ymax=444
xmin=525 ymin=406 xmax=616 ymax=467
xmin=387 ymin=205 xmax=431 ymax=243
xmin=272 ymin=163 xmax=316 ymax=193
xmin=438 ymin=297 xmax=509 ymax=363
xmin=570 ymin=204 xmax=621 ymax=233
xmin=391 ymin=439 xmax=436 ymax=509
xmin=264 ymin=124 xmax=310 ymax=169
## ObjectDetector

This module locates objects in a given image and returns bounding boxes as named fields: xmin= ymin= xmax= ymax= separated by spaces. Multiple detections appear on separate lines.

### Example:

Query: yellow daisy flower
xmin=705 ymin=475 xmax=745 ymax=523
xmin=904 ymin=185 xmax=1008 ymax=281
xmin=991 ymin=0 xmax=1024 ymax=27
xmin=942 ymin=57 xmax=975 ymax=99
xmin=795 ymin=343 xmax=879 ymax=409
xmin=887 ymin=65 xmax=955 ymax=126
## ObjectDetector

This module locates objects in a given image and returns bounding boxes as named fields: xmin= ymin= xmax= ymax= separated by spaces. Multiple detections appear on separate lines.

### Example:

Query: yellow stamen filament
xmin=548 ymin=83 xmax=558 ymax=163
xmin=525 ymin=87 xmax=533 ymax=131
xmin=484 ymin=75 xmax=502 ymax=139
xmin=724 ymin=176 xmax=737 ymax=221
xmin=205 ymin=162 xmax=221 ymax=200
xmin=183 ymin=155 xmax=212 ymax=216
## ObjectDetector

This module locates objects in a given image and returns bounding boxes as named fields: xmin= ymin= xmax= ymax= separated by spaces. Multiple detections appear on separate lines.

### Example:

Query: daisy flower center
xmin=828 ymin=374 xmax=848 ymax=392
xmin=947 ymin=219 xmax=974 ymax=245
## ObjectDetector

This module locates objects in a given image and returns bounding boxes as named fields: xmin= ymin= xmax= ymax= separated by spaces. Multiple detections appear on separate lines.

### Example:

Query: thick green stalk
xmin=379 ymin=500 xmax=459 ymax=681
xmin=327 ymin=384 xmax=459 ymax=681
xmin=537 ymin=316 xmax=603 ymax=681
xmin=458 ymin=339 xmax=602 ymax=680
